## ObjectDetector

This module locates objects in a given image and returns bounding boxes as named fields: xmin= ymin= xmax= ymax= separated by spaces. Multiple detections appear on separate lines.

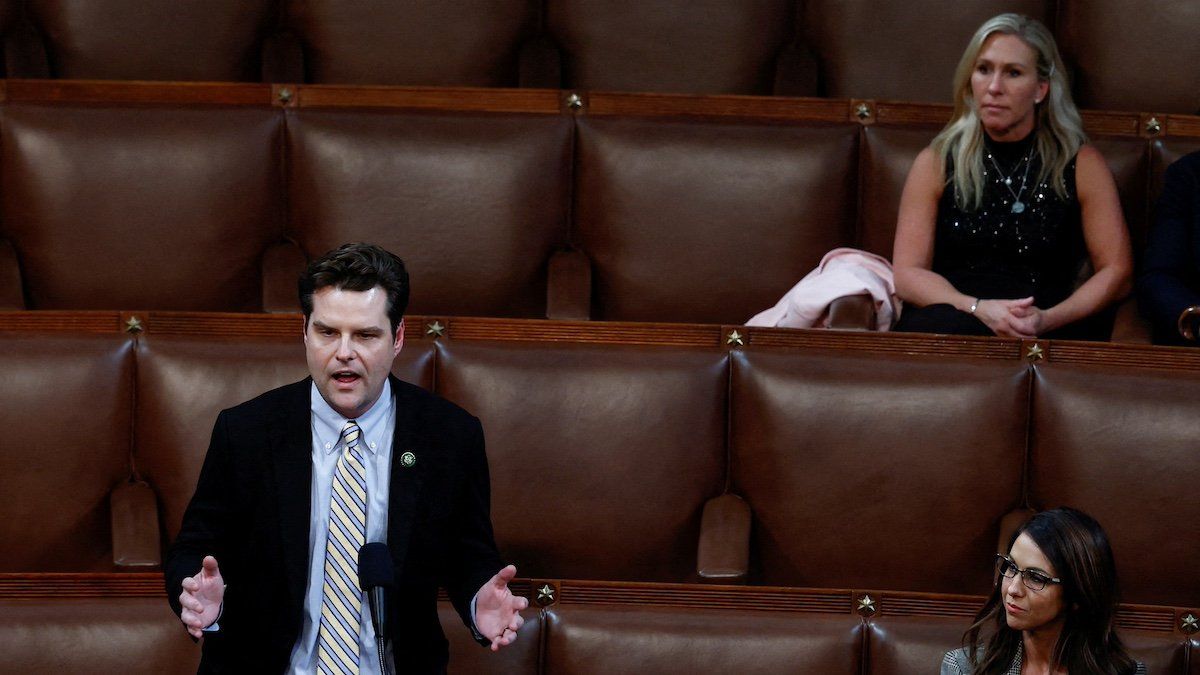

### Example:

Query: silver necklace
xmin=987 ymin=146 xmax=1035 ymax=214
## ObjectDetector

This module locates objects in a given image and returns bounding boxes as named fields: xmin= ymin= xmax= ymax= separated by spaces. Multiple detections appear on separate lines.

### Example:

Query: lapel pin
xmin=400 ymin=451 xmax=417 ymax=468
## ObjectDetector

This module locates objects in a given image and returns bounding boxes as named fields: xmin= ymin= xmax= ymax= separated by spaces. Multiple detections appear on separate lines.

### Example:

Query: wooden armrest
xmin=697 ymin=493 xmax=751 ymax=581
xmin=111 ymin=481 xmax=162 ymax=567
xmin=546 ymin=248 xmax=591 ymax=320
xmin=826 ymin=293 xmax=875 ymax=330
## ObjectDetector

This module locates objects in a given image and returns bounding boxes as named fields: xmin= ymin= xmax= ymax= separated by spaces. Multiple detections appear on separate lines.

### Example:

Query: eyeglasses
xmin=995 ymin=554 xmax=1062 ymax=592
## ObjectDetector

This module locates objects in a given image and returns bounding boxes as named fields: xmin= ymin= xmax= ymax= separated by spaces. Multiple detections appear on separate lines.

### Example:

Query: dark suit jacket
xmin=1138 ymin=150 xmax=1200 ymax=345
xmin=166 ymin=376 xmax=503 ymax=674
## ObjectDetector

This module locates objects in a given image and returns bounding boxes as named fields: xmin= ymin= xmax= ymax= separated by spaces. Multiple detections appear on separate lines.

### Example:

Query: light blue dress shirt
xmin=287 ymin=380 xmax=395 ymax=674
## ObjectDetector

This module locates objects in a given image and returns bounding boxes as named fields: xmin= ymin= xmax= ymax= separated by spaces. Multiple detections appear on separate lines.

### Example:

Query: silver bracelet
xmin=969 ymin=298 xmax=980 ymax=315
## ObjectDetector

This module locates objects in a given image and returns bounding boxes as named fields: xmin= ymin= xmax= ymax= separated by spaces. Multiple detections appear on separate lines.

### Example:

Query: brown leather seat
xmin=1 ymin=103 xmax=283 ymax=311
xmin=25 ymin=0 xmax=274 ymax=81
xmin=436 ymin=339 xmax=728 ymax=581
xmin=0 ymin=332 xmax=133 ymax=571
xmin=546 ymin=0 xmax=797 ymax=95
xmin=0 ymin=597 xmax=201 ymax=674
xmin=1029 ymin=361 xmax=1200 ymax=607
xmin=729 ymin=347 xmax=1029 ymax=594
xmin=799 ymin=0 xmax=1054 ymax=103
xmin=285 ymin=110 xmax=572 ymax=319
xmin=575 ymin=116 xmax=859 ymax=323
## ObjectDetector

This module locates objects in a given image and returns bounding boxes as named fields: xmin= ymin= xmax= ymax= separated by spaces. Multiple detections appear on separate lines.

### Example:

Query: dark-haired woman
xmin=941 ymin=508 xmax=1144 ymax=674
xmin=892 ymin=14 xmax=1131 ymax=340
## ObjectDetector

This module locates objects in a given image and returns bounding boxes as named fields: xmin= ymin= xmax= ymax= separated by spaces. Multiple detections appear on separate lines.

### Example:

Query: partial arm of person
xmin=443 ymin=415 xmax=527 ymax=650
xmin=893 ymin=147 xmax=1038 ymax=337
xmin=1007 ymin=144 xmax=1133 ymax=335
xmin=1137 ymin=153 xmax=1200 ymax=340
xmin=474 ymin=565 xmax=529 ymax=651
xmin=164 ymin=411 xmax=237 ymax=637
xmin=178 ymin=555 xmax=225 ymax=638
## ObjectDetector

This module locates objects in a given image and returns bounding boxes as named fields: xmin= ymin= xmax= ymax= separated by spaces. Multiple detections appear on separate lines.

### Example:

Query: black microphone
xmin=359 ymin=542 xmax=395 ymax=674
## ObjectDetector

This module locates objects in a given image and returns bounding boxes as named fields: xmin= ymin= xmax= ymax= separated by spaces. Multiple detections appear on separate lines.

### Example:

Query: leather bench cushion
xmin=0 ymin=333 xmax=133 ymax=571
xmin=1030 ymin=362 xmax=1200 ymax=606
xmin=1 ymin=104 xmax=282 ymax=311
xmin=285 ymin=0 xmax=538 ymax=86
xmin=858 ymin=126 xmax=939 ymax=257
xmin=867 ymin=615 xmax=1186 ymax=674
xmin=286 ymin=110 xmax=572 ymax=318
xmin=439 ymin=600 xmax=540 ymax=674
xmin=135 ymin=334 xmax=434 ymax=540
xmin=731 ymin=348 xmax=1028 ymax=593
xmin=435 ymin=340 xmax=727 ymax=581
xmin=1058 ymin=0 xmax=1200 ymax=114
xmin=0 ymin=597 xmax=200 ymax=674
xmin=1092 ymin=136 xmax=1150 ymax=249
xmin=547 ymin=0 xmax=794 ymax=95
xmin=576 ymin=117 xmax=859 ymax=323
xmin=27 ymin=0 xmax=274 ymax=81
xmin=544 ymin=603 xmax=862 ymax=674
xmin=800 ymin=0 xmax=1053 ymax=102
xmin=865 ymin=614 xmax=968 ymax=675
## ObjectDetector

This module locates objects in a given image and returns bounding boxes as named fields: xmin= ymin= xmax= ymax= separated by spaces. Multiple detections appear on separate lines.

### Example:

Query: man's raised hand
xmin=474 ymin=565 xmax=529 ymax=651
xmin=179 ymin=555 xmax=225 ymax=638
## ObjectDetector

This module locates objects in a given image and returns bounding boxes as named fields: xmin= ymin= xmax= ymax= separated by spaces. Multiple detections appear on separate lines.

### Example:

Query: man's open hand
xmin=474 ymin=565 xmax=529 ymax=651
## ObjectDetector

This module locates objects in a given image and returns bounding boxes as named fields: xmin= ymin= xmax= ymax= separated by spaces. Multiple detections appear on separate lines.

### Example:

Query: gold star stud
xmin=856 ymin=594 xmax=876 ymax=615
xmin=1182 ymin=613 xmax=1199 ymax=634
xmin=425 ymin=321 xmax=445 ymax=338
xmin=124 ymin=316 xmax=144 ymax=334
xmin=726 ymin=330 xmax=744 ymax=346
xmin=1026 ymin=342 xmax=1044 ymax=361
xmin=536 ymin=584 xmax=556 ymax=606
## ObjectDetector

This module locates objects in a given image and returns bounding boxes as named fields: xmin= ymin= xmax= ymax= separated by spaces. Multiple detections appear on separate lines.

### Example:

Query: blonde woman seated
xmin=941 ymin=508 xmax=1144 ymax=674
xmin=892 ymin=14 xmax=1131 ymax=340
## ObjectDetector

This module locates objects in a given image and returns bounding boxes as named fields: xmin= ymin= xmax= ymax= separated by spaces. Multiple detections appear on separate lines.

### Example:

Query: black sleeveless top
xmin=933 ymin=133 xmax=1086 ymax=309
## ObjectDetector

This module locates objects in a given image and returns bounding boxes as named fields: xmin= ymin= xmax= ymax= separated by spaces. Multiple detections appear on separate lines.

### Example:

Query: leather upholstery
xmin=435 ymin=340 xmax=727 ymax=581
xmin=284 ymin=0 xmax=539 ymax=86
xmin=1058 ymin=0 xmax=1200 ymax=115
xmin=285 ymin=110 xmax=572 ymax=318
xmin=544 ymin=603 xmax=863 ymax=674
xmin=0 ymin=598 xmax=201 ymax=673
xmin=575 ymin=117 xmax=859 ymax=323
xmin=547 ymin=0 xmax=796 ymax=95
xmin=1029 ymin=362 xmax=1200 ymax=607
xmin=0 ymin=333 xmax=133 ymax=571
xmin=26 ymin=0 xmax=274 ymax=81
xmin=1 ymin=104 xmax=283 ymax=311
xmin=730 ymin=348 xmax=1028 ymax=593
xmin=800 ymin=0 xmax=1053 ymax=102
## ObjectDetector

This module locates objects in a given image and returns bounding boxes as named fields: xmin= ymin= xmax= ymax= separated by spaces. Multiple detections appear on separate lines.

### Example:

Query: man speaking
xmin=166 ymin=243 xmax=526 ymax=673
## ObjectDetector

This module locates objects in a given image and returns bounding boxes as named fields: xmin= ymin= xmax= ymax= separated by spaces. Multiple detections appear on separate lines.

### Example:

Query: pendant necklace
xmin=988 ymin=145 xmax=1035 ymax=214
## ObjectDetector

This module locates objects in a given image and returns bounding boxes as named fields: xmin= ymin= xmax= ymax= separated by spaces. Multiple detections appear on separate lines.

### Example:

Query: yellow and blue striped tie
xmin=317 ymin=420 xmax=367 ymax=674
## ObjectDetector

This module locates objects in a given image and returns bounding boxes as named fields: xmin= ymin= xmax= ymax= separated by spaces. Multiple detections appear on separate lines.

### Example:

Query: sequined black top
xmin=933 ymin=133 xmax=1086 ymax=310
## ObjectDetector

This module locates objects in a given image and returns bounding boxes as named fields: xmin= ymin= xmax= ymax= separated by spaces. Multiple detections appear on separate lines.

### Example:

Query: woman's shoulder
xmin=940 ymin=647 xmax=972 ymax=674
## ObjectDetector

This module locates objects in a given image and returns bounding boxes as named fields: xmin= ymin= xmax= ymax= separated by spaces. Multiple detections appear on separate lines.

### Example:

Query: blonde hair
xmin=932 ymin=13 xmax=1086 ymax=211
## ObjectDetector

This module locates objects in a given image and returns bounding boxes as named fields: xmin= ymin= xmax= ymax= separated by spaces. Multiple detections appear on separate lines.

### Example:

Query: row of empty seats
xmin=1 ymin=81 xmax=1196 ymax=333
xmin=2 ymin=581 xmax=1191 ymax=674
xmin=0 ymin=1 xmax=1196 ymax=113
xmin=2 ymin=316 xmax=1196 ymax=608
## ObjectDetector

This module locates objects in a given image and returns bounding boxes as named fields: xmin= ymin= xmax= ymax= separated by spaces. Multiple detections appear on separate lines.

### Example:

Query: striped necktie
xmin=317 ymin=420 xmax=367 ymax=674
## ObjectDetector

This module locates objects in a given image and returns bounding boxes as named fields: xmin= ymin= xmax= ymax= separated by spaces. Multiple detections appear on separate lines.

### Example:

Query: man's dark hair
xmin=299 ymin=242 xmax=410 ymax=334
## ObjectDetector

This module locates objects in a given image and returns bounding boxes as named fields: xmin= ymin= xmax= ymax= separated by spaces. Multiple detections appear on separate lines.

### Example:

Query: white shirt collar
xmin=310 ymin=378 xmax=393 ymax=456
